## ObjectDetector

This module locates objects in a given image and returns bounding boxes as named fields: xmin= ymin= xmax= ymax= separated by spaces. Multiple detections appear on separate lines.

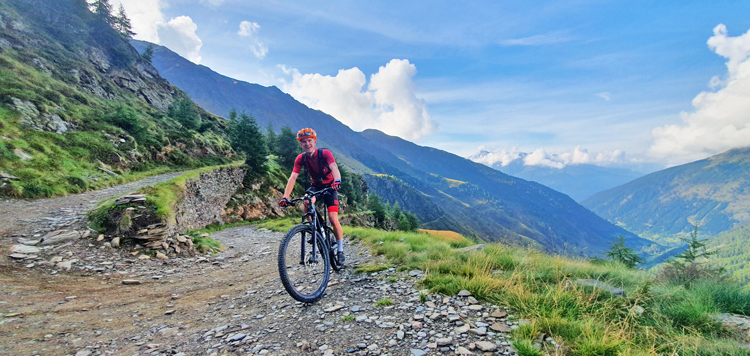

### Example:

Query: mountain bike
xmin=277 ymin=187 xmax=343 ymax=303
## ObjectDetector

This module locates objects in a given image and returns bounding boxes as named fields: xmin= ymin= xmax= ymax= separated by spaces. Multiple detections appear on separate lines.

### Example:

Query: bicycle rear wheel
xmin=278 ymin=224 xmax=330 ymax=303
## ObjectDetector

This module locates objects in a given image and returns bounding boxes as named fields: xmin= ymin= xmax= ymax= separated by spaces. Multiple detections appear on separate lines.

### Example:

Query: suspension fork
xmin=300 ymin=203 xmax=319 ymax=265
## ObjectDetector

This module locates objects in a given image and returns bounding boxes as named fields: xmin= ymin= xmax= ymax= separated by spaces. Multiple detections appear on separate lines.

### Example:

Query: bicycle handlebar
xmin=287 ymin=187 xmax=335 ymax=205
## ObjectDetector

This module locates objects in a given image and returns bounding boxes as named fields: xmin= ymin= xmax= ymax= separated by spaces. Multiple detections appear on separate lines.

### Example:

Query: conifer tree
xmin=673 ymin=225 xmax=714 ymax=264
xmin=141 ymin=44 xmax=155 ymax=63
xmin=266 ymin=123 xmax=278 ymax=155
xmin=605 ymin=235 xmax=642 ymax=268
xmin=230 ymin=111 xmax=268 ymax=175
xmin=114 ymin=4 xmax=135 ymax=38
xmin=368 ymin=194 xmax=387 ymax=229
xmin=406 ymin=213 xmax=420 ymax=231
xmin=89 ymin=0 xmax=114 ymax=25
xmin=169 ymin=98 xmax=201 ymax=130
xmin=398 ymin=214 xmax=411 ymax=232
xmin=276 ymin=126 xmax=300 ymax=170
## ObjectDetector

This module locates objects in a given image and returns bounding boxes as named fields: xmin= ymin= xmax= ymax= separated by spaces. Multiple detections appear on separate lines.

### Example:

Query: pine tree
xmin=228 ymin=108 xmax=238 ymax=121
xmin=266 ymin=124 xmax=278 ymax=156
xmin=169 ymin=98 xmax=201 ymax=130
xmin=398 ymin=214 xmax=411 ymax=232
xmin=114 ymin=4 xmax=135 ymax=38
xmin=406 ymin=213 xmax=420 ymax=231
xmin=605 ymin=235 xmax=642 ymax=268
xmin=89 ymin=0 xmax=114 ymax=25
xmin=277 ymin=126 xmax=300 ymax=170
xmin=673 ymin=225 xmax=714 ymax=264
xmin=368 ymin=194 xmax=386 ymax=229
xmin=141 ymin=44 xmax=154 ymax=63
xmin=230 ymin=111 xmax=268 ymax=175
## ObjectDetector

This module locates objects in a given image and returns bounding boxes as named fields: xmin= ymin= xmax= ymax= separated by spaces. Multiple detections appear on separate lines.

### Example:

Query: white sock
xmin=337 ymin=240 xmax=343 ymax=252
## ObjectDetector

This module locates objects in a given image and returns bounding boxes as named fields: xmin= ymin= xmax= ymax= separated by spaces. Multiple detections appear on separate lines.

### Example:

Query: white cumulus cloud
xmin=471 ymin=146 xmax=625 ymax=169
xmin=238 ymin=21 xmax=259 ymax=37
xmin=650 ymin=24 xmax=750 ymax=165
xmin=524 ymin=148 xmax=565 ymax=168
xmin=157 ymin=16 xmax=203 ymax=63
xmin=281 ymin=59 xmax=436 ymax=141
xmin=237 ymin=21 xmax=267 ymax=59
xmin=471 ymin=147 xmax=523 ymax=167
xmin=113 ymin=0 xmax=203 ymax=63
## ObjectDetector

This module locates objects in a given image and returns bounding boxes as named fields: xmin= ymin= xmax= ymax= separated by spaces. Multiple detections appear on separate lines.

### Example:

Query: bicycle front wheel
xmin=277 ymin=224 xmax=330 ymax=303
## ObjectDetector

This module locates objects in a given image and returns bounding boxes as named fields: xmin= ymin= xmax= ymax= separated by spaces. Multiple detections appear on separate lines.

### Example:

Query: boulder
xmin=10 ymin=244 xmax=40 ymax=254
xmin=40 ymin=230 xmax=81 ymax=245
xmin=576 ymin=279 xmax=625 ymax=296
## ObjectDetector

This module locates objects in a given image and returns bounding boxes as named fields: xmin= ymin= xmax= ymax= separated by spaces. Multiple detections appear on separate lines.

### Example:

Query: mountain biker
xmin=279 ymin=128 xmax=345 ymax=265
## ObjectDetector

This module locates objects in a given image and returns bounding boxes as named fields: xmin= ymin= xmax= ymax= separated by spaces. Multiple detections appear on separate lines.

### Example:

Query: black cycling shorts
xmin=312 ymin=186 xmax=339 ymax=213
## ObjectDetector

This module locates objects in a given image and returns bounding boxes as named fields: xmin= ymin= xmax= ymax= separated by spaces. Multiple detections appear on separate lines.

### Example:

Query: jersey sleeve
xmin=322 ymin=149 xmax=335 ymax=165
xmin=292 ymin=154 xmax=304 ymax=174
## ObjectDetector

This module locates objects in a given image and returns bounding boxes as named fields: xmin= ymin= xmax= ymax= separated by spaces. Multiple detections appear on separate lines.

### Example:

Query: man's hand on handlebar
xmin=331 ymin=179 xmax=341 ymax=191
xmin=278 ymin=197 xmax=290 ymax=207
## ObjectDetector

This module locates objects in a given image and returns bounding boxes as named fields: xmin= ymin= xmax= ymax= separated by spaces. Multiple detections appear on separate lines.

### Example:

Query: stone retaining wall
xmin=94 ymin=166 xmax=246 ymax=257
xmin=173 ymin=167 xmax=246 ymax=233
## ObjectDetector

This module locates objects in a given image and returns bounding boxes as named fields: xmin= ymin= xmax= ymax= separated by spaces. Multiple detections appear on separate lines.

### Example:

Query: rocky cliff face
xmin=0 ymin=2 xmax=178 ymax=116
xmin=0 ymin=0 xmax=234 ymax=199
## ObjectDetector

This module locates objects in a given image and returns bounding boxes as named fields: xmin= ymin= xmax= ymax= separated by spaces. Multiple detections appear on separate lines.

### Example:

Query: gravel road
xmin=0 ymin=223 xmax=519 ymax=356
xmin=0 ymin=174 xmax=520 ymax=356
xmin=0 ymin=172 xmax=185 ymax=238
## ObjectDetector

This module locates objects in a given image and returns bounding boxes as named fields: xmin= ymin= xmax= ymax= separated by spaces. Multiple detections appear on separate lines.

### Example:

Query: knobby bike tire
xmin=277 ymin=224 xmax=330 ymax=303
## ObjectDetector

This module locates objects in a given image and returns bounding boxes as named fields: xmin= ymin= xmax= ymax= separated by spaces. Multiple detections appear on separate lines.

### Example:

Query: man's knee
xmin=329 ymin=213 xmax=341 ymax=226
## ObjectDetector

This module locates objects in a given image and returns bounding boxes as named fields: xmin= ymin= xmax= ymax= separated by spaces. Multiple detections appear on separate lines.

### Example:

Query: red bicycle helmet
xmin=297 ymin=128 xmax=317 ymax=141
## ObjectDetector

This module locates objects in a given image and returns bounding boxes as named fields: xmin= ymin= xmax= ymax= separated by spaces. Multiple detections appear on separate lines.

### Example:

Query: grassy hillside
xmin=253 ymin=219 xmax=750 ymax=355
xmin=707 ymin=221 xmax=750 ymax=287
xmin=0 ymin=0 xmax=233 ymax=198
xmin=583 ymin=146 xmax=750 ymax=241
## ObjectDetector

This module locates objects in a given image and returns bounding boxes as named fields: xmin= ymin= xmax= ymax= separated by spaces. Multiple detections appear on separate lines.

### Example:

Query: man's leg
xmin=328 ymin=209 xmax=345 ymax=265
xmin=328 ymin=211 xmax=343 ymax=242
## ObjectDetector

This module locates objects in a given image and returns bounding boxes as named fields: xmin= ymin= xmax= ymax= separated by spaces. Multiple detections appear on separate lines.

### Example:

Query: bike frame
xmin=296 ymin=188 xmax=332 ymax=266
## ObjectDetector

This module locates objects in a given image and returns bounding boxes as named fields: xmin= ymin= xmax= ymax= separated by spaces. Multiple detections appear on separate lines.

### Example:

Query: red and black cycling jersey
xmin=293 ymin=149 xmax=336 ymax=186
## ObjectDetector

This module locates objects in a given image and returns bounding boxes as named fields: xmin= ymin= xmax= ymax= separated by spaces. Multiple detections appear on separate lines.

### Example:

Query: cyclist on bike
xmin=279 ymin=128 xmax=345 ymax=265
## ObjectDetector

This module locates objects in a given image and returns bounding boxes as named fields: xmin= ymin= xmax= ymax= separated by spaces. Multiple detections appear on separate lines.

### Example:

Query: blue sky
xmin=116 ymin=0 xmax=750 ymax=171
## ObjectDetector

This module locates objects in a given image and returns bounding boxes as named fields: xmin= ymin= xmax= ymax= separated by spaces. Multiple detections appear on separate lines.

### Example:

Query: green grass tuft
xmin=375 ymin=298 xmax=393 ymax=307
xmin=190 ymin=233 xmax=222 ymax=254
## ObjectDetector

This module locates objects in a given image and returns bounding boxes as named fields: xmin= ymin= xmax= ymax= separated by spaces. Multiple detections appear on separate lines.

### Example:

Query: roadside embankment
xmin=87 ymin=164 xmax=245 ymax=257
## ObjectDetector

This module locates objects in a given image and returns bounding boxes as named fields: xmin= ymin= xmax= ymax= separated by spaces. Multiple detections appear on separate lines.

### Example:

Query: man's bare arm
xmin=283 ymin=172 xmax=299 ymax=199
xmin=329 ymin=162 xmax=342 ymax=182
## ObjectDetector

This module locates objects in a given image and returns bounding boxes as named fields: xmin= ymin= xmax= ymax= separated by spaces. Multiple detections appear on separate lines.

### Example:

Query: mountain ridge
xmin=129 ymin=39 xmax=656 ymax=256
xmin=582 ymin=146 xmax=750 ymax=240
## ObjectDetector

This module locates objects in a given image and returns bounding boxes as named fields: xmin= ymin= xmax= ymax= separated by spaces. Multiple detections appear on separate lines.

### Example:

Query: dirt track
xmin=0 ymin=177 xmax=520 ymax=356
